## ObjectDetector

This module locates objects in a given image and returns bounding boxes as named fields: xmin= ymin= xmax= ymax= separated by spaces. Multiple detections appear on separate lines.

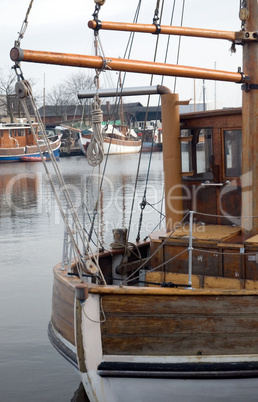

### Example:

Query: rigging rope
xmin=135 ymin=0 xmax=180 ymax=241
xmin=106 ymin=1 xmax=142 ymax=132
xmin=124 ymin=212 xmax=190 ymax=285
xmin=134 ymin=0 xmax=166 ymax=242
xmin=14 ymin=71 xmax=106 ymax=283
xmin=85 ymin=0 xmax=143 ymax=251
xmin=174 ymin=0 xmax=186 ymax=92
xmin=15 ymin=0 xmax=34 ymax=47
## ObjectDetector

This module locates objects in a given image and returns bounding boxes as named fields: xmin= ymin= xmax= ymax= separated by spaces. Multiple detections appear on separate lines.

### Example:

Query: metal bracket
xmin=92 ymin=19 xmax=102 ymax=31
xmin=241 ymin=83 xmax=258 ymax=92
xmin=235 ymin=30 xmax=258 ymax=44
xmin=152 ymin=9 xmax=161 ymax=35
xmin=92 ymin=4 xmax=102 ymax=32
xmin=153 ymin=23 xmax=161 ymax=35
xmin=237 ymin=67 xmax=249 ymax=84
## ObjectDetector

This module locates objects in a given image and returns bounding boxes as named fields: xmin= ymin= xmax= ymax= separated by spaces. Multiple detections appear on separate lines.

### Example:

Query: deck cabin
xmin=0 ymin=123 xmax=38 ymax=149
xmin=179 ymin=107 xmax=242 ymax=225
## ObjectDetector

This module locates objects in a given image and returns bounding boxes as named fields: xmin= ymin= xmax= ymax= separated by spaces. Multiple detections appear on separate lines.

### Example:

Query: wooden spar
xmin=241 ymin=0 xmax=258 ymax=234
xmin=88 ymin=20 xmax=237 ymax=41
xmin=10 ymin=47 xmax=244 ymax=83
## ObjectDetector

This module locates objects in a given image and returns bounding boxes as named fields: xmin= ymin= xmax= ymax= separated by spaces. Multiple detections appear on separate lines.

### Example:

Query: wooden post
xmin=160 ymin=93 xmax=183 ymax=232
xmin=241 ymin=0 xmax=258 ymax=234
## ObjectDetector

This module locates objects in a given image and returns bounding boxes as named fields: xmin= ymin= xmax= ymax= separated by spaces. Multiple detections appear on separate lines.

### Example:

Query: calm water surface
xmin=0 ymin=153 xmax=164 ymax=401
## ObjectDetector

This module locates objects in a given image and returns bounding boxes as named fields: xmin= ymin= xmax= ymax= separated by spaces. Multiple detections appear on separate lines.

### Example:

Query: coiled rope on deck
xmin=87 ymin=95 xmax=105 ymax=166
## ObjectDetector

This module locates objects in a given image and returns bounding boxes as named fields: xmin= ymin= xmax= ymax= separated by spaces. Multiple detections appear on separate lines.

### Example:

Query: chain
xmin=240 ymin=0 xmax=248 ymax=31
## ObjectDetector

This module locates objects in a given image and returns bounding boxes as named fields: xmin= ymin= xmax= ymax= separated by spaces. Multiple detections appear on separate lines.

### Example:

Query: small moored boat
xmin=0 ymin=122 xmax=60 ymax=163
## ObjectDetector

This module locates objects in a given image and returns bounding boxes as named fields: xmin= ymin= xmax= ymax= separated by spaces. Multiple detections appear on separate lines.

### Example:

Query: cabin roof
xmin=180 ymin=107 xmax=242 ymax=120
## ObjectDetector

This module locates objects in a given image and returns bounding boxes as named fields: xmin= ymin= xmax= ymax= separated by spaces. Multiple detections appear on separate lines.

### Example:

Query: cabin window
xmin=196 ymin=128 xmax=213 ymax=175
xmin=224 ymin=130 xmax=242 ymax=177
xmin=180 ymin=129 xmax=192 ymax=173
xmin=180 ymin=127 xmax=213 ymax=179
xmin=18 ymin=130 xmax=22 ymax=137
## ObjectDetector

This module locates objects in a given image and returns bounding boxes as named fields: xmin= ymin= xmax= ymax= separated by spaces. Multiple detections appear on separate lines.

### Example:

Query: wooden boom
xmin=88 ymin=20 xmax=237 ymax=41
xmin=10 ymin=47 xmax=244 ymax=83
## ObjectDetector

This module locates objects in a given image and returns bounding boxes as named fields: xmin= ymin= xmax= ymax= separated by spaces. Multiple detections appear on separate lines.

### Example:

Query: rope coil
xmin=87 ymin=95 xmax=105 ymax=166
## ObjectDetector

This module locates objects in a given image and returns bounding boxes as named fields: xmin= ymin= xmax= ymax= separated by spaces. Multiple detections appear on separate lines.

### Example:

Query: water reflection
xmin=0 ymin=172 xmax=40 ymax=216
xmin=1 ymin=155 xmax=164 ymax=246
xmin=0 ymin=154 xmax=164 ymax=401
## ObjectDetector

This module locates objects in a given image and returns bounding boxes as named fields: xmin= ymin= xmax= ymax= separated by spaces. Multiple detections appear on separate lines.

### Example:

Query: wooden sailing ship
xmin=10 ymin=0 xmax=258 ymax=400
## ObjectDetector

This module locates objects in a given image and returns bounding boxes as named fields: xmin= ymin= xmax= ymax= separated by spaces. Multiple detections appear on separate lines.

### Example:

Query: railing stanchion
xmin=188 ymin=211 xmax=194 ymax=288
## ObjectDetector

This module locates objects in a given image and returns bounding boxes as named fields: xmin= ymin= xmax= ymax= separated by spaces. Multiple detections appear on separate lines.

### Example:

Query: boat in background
xmin=78 ymin=124 xmax=141 ymax=155
xmin=0 ymin=122 xmax=61 ymax=163
xmin=138 ymin=125 xmax=163 ymax=152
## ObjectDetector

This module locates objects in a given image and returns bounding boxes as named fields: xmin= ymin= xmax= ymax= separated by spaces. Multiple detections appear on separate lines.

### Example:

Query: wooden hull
xmin=50 ymin=261 xmax=258 ymax=401
xmin=0 ymin=138 xmax=61 ymax=162
xmin=78 ymin=133 xmax=141 ymax=155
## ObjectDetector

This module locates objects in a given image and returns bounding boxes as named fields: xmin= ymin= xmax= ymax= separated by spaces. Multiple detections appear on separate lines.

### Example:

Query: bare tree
xmin=65 ymin=71 xmax=94 ymax=102
xmin=64 ymin=71 xmax=95 ymax=123
xmin=46 ymin=83 xmax=71 ymax=119
xmin=0 ymin=68 xmax=38 ymax=122
xmin=0 ymin=68 xmax=16 ymax=122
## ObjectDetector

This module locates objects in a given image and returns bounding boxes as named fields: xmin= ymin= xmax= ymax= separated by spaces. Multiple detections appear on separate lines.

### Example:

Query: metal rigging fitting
xmin=12 ymin=63 xmax=24 ymax=82
xmin=152 ymin=4 xmax=161 ymax=34
xmin=239 ymin=0 xmax=249 ymax=31
xmin=15 ymin=80 xmax=31 ymax=99
xmin=92 ymin=1 xmax=103 ymax=32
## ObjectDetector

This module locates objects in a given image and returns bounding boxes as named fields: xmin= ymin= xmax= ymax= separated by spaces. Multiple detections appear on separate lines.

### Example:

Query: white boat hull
xmin=80 ymin=374 xmax=258 ymax=402
xmin=78 ymin=133 xmax=141 ymax=155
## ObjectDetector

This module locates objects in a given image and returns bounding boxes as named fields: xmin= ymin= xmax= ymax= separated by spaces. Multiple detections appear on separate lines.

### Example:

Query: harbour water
xmin=0 ymin=153 xmax=164 ymax=401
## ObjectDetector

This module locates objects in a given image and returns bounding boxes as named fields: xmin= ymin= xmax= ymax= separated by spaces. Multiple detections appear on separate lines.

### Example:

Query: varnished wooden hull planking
xmin=51 ymin=263 xmax=76 ymax=346
xmin=100 ymin=293 xmax=258 ymax=356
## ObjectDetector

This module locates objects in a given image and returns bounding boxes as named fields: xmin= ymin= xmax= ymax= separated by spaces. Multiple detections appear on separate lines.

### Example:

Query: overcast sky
xmin=1 ymin=0 xmax=243 ymax=108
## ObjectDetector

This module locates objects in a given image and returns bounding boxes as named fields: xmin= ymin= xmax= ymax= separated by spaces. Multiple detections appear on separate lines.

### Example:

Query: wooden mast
xmin=241 ymin=0 xmax=258 ymax=234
